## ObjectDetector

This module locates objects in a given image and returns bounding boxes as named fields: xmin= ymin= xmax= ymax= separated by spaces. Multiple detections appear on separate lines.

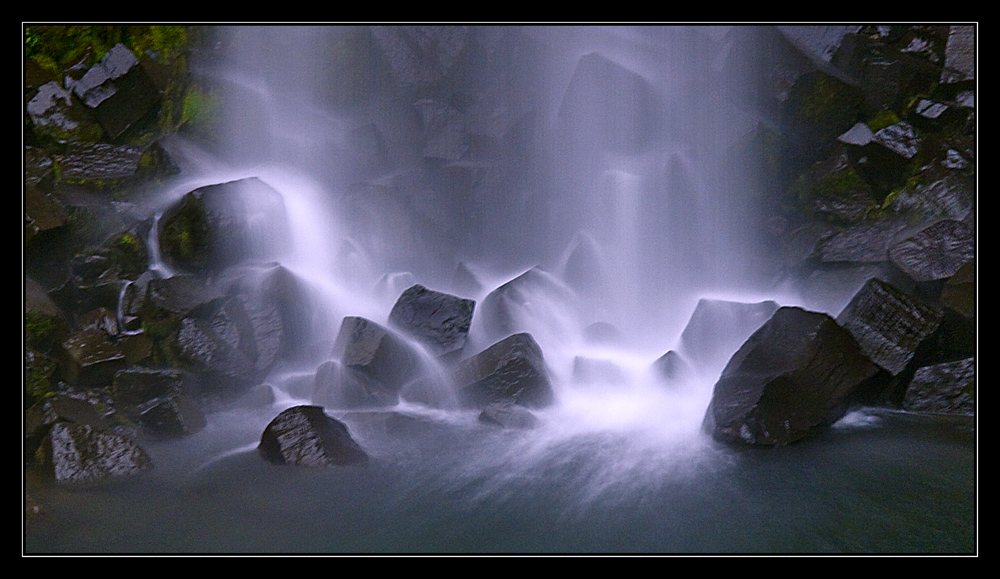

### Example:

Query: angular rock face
xmin=388 ymin=284 xmax=475 ymax=359
xmin=258 ymin=405 xmax=368 ymax=467
xmin=453 ymin=332 xmax=554 ymax=409
xmin=836 ymin=278 xmax=944 ymax=376
xmin=703 ymin=306 xmax=879 ymax=446
xmin=888 ymin=219 xmax=975 ymax=282
xmin=60 ymin=330 xmax=127 ymax=387
xmin=39 ymin=422 xmax=154 ymax=484
xmin=903 ymin=357 xmax=975 ymax=415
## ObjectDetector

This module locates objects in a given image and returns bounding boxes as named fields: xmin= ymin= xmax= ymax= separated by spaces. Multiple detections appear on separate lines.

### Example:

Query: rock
xmin=819 ymin=217 xmax=910 ymax=264
xmin=158 ymin=177 xmax=290 ymax=274
xmin=677 ymin=298 xmax=781 ymax=376
xmin=333 ymin=316 xmax=420 ymax=401
xmin=175 ymin=293 xmax=285 ymax=391
xmin=836 ymin=277 xmax=944 ymax=376
xmin=68 ymin=43 xmax=161 ymax=140
xmin=902 ymin=357 xmax=975 ymax=415
xmin=370 ymin=26 xmax=471 ymax=88
xmin=24 ymin=181 xmax=68 ymax=245
xmin=781 ymin=70 xmax=866 ymax=161
xmin=414 ymin=99 xmax=469 ymax=161
xmin=37 ymin=422 xmax=153 ymax=484
xmin=25 ymin=393 xmax=117 ymax=444
xmin=312 ymin=359 xmax=396 ymax=409
xmin=479 ymin=400 xmax=539 ymax=429
xmin=872 ymin=121 xmax=921 ymax=159
xmin=60 ymin=329 xmax=127 ymax=387
xmin=888 ymin=219 xmax=974 ymax=282
xmin=25 ymin=81 xmax=103 ymax=144
xmin=388 ymin=284 xmax=475 ymax=359
xmin=453 ymin=332 xmax=554 ymax=409
xmin=557 ymin=51 xmax=663 ymax=154
xmin=941 ymin=259 xmax=975 ymax=318
xmin=651 ymin=350 xmax=694 ymax=384
xmin=54 ymin=143 xmax=146 ymax=182
xmin=135 ymin=395 xmax=206 ymax=438
xmin=703 ymin=306 xmax=880 ymax=446
xmin=940 ymin=25 xmax=975 ymax=84
xmin=258 ymin=405 xmax=368 ymax=467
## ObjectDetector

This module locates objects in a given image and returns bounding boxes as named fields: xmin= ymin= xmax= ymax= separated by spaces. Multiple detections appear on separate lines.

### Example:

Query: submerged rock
xmin=258 ymin=405 xmax=368 ymax=467
xmin=703 ymin=306 xmax=879 ymax=446
xmin=479 ymin=400 xmax=539 ymax=429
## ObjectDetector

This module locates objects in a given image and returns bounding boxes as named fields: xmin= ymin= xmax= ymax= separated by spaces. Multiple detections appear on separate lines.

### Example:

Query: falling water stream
xmin=24 ymin=26 xmax=975 ymax=555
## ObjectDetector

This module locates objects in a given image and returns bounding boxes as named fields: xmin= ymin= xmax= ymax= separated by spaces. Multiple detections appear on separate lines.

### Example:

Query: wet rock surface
xmin=258 ymin=405 xmax=368 ymax=467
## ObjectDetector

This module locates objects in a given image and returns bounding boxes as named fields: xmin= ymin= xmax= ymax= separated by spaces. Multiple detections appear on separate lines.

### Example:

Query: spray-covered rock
xmin=332 ymin=316 xmax=421 ymax=403
xmin=703 ymin=306 xmax=879 ymax=446
xmin=677 ymin=298 xmax=780 ymax=377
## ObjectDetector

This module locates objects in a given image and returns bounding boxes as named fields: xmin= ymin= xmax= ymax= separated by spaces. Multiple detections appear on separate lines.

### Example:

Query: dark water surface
xmin=24 ymin=405 xmax=975 ymax=555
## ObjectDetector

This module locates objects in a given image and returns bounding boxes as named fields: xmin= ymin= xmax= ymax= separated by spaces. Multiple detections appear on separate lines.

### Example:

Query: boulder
xmin=903 ymin=357 xmax=975 ymax=415
xmin=651 ymin=350 xmax=694 ymax=384
xmin=36 ymin=422 xmax=153 ymax=484
xmin=370 ymin=26 xmax=471 ymax=88
xmin=388 ymin=284 xmax=475 ymax=359
xmin=836 ymin=278 xmax=944 ymax=376
xmin=25 ymin=81 xmax=103 ymax=144
xmin=703 ymin=306 xmax=880 ymax=446
xmin=557 ymin=51 xmax=663 ymax=155
xmin=111 ymin=367 xmax=206 ymax=438
xmin=258 ymin=405 xmax=368 ymax=467
xmin=453 ymin=332 xmax=554 ymax=409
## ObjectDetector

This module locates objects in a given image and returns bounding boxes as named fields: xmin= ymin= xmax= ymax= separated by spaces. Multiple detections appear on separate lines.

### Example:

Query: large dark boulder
xmin=258 ymin=405 xmax=368 ymax=467
xmin=158 ymin=177 xmax=289 ymax=274
xmin=111 ymin=368 xmax=205 ymax=438
xmin=388 ymin=284 xmax=475 ymax=359
xmin=703 ymin=306 xmax=880 ymax=446
xmin=453 ymin=332 xmax=554 ymax=409
xmin=835 ymin=277 xmax=944 ymax=376
xmin=59 ymin=329 xmax=127 ymax=387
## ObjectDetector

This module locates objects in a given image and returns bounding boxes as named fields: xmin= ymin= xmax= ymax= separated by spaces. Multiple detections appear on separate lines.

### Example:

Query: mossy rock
xmin=782 ymin=71 xmax=866 ymax=161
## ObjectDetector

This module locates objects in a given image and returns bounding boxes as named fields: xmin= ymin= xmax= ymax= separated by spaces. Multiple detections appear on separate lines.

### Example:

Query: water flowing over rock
xmin=258 ymin=405 xmax=368 ymax=467
xmin=478 ymin=267 xmax=578 ymax=343
xmin=332 ymin=316 xmax=421 ymax=403
xmin=835 ymin=278 xmax=944 ymax=376
xmin=703 ymin=306 xmax=880 ymax=446
xmin=453 ymin=332 xmax=554 ymax=409
xmin=388 ymin=284 xmax=476 ymax=359
xmin=158 ymin=177 xmax=290 ymax=274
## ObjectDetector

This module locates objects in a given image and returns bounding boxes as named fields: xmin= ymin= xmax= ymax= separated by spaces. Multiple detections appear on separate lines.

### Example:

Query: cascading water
xmin=26 ymin=25 xmax=975 ymax=554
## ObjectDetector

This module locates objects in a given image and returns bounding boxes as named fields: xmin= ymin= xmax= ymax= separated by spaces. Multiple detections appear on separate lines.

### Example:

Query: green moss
xmin=108 ymin=231 xmax=148 ymax=278
xmin=25 ymin=25 xmax=191 ymax=73
xmin=866 ymin=109 xmax=902 ymax=133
